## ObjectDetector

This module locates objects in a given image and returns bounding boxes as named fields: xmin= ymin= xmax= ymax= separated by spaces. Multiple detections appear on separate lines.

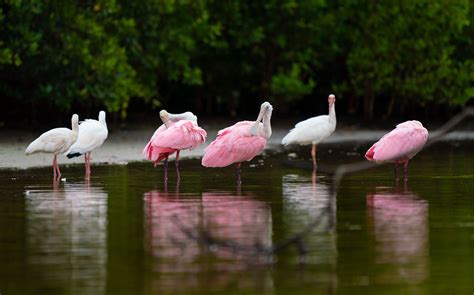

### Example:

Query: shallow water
xmin=0 ymin=142 xmax=473 ymax=294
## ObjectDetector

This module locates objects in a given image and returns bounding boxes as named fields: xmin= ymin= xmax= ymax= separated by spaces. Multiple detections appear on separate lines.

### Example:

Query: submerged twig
xmin=174 ymin=107 xmax=474 ymax=263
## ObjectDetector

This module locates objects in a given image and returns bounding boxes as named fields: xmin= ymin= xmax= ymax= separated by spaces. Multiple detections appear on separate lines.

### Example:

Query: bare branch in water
xmin=174 ymin=107 xmax=474 ymax=262
xmin=332 ymin=106 xmax=474 ymax=194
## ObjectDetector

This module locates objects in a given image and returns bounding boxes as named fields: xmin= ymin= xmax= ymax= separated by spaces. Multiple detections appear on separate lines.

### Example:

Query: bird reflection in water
xmin=143 ymin=181 xmax=273 ymax=293
xmin=366 ymin=185 xmax=429 ymax=284
xmin=24 ymin=180 xmax=108 ymax=294
xmin=282 ymin=171 xmax=337 ymax=263
xmin=282 ymin=171 xmax=337 ymax=291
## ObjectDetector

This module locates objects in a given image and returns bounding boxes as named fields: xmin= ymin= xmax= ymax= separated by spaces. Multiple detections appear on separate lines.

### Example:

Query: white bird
xmin=282 ymin=94 xmax=336 ymax=170
xmin=65 ymin=111 xmax=108 ymax=179
xmin=25 ymin=114 xmax=79 ymax=179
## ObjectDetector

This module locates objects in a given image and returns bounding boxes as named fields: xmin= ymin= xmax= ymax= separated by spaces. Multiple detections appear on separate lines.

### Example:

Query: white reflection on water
xmin=143 ymin=185 xmax=273 ymax=293
xmin=25 ymin=181 xmax=107 ymax=293
xmin=367 ymin=188 xmax=429 ymax=284
xmin=282 ymin=172 xmax=337 ymax=266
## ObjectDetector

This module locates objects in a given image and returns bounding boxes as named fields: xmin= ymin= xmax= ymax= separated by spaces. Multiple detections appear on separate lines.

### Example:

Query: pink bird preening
xmin=143 ymin=110 xmax=207 ymax=179
xmin=365 ymin=120 xmax=428 ymax=180
xmin=202 ymin=102 xmax=273 ymax=182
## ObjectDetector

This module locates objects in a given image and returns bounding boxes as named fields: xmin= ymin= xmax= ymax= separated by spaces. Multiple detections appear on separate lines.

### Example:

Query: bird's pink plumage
xmin=365 ymin=120 xmax=428 ymax=163
xmin=202 ymin=121 xmax=267 ymax=167
xmin=143 ymin=120 xmax=207 ymax=163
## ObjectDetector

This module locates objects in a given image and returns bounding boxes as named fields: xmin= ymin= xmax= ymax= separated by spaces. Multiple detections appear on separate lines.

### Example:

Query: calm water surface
xmin=0 ymin=142 xmax=473 ymax=294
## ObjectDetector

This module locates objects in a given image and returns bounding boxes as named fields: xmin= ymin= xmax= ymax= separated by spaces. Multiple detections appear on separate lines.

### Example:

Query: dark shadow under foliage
xmin=0 ymin=1 xmax=473 ymax=127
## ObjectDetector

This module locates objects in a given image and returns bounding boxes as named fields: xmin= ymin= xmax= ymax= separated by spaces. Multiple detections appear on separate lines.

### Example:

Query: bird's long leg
xmin=236 ymin=162 xmax=242 ymax=184
xmin=393 ymin=163 xmax=399 ymax=182
xmin=85 ymin=152 xmax=91 ymax=179
xmin=84 ymin=154 xmax=88 ymax=179
xmin=163 ymin=156 xmax=169 ymax=181
xmin=312 ymin=169 xmax=317 ymax=187
xmin=88 ymin=153 xmax=91 ymax=178
xmin=164 ymin=174 xmax=168 ymax=192
xmin=403 ymin=160 xmax=409 ymax=181
xmin=311 ymin=144 xmax=317 ymax=171
xmin=175 ymin=150 xmax=181 ymax=180
xmin=56 ymin=155 xmax=61 ymax=178
xmin=53 ymin=155 xmax=58 ymax=179
xmin=52 ymin=158 xmax=59 ymax=188
xmin=89 ymin=152 xmax=92 ymax=174
xmin=57 ymin=166 xmax=61 ymax=179
xmin=53 ymin=176 xmax=59 ymax=189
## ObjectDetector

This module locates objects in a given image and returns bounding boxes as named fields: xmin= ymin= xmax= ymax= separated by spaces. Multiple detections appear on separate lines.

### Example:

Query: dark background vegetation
xmin=0 ymin=0 xmax=473 ymax=128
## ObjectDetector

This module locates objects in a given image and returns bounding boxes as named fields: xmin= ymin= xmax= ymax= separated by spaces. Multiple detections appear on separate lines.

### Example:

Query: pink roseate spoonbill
xmin=202 ymin=102 xmax=273 ymax=182
xmin=282 ymin=94 xmax=336 ymax=171
xmin=65 ymin=111 xmax=108 ymax=179
xmin=25 ymin=114 xmax=79 ymax=179
xmin=365 ymin=120 xmax=428 ymax=180
xmin=143 ymin=110 xmax=207 ymax=179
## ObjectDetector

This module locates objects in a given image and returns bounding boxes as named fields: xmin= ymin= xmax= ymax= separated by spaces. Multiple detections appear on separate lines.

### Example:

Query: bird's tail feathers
xmin=25 ymin=148 xmax=35 ymax=155
xmin=66 ymin=152 xmax=83 ymax=159
xmin=281 ymin=133 xmax=294 ymax=146
xmin=25 ymin=143 xmax=38 ymax=155
xmin=365 ymin=145 xmax=376 ymax=161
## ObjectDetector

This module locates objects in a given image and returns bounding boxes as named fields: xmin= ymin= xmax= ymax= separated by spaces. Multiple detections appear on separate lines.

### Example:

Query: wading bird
xmin=66 ymin=111 xmax=108 ymax=179
xmin=365 ymin=120 xmax=428 ymax=181
xmin=282 ymin=94 xmax=336 ymax=171
xmin=143 ymin=110 xmax=207 ymax=179
xmin=202 ymin=102 xmax=273 ymax=182
xmin=25 ymin=114 xmax=79 ymax=179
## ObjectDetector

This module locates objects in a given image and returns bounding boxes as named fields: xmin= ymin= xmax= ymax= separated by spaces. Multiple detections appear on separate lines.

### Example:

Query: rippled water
xmin=0 ymin=142 xmax=473 ymax=294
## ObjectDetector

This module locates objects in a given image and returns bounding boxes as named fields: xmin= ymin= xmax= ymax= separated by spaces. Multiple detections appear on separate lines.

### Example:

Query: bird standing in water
xmin=25 ymin=114 xmax=79 ymax=180
xmin=365 ymin=120 xmax=428 ymax=181
xmin=66 ymin=111 xmax=108 ymax=179
xmin=282 ymin=94 xmax=336 ymax=171
xmin=143 ymin=110 xmax=207 ymax=180
xmin=202 ymin=102 xmax=273 ymax=183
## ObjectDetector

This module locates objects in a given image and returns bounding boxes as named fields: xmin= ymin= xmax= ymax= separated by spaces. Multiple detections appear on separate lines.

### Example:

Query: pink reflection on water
xmin=143 ymin=187 xmax=273 ymax=292
xmin=367 ymin=188 xmax=429 ymax=284
xmin=144 ymin=190 xmax=201 ymax=273
xmin=202 ymin=192 xmax=272 ymax=251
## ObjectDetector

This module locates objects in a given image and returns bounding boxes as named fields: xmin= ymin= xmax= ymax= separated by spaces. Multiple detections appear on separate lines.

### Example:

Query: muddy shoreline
xmin=1 ymin=128 xmax=473 ymax=169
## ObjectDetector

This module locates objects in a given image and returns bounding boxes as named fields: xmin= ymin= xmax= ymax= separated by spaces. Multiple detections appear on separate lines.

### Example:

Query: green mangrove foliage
xmin=0 ymin=0 xmax=472 ymax=124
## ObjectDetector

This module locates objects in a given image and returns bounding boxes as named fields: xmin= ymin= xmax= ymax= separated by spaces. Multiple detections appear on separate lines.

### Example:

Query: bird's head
xmin=328 ymin=94 xmax=336 ymax=106
xmin=159 ymin=110 xmax=169 ymax=121
xmin=260 ymin=101 xmax=273 ymax=117
xmin=181 ymin=111 xmax=198 ymax=122
xmin=98 ymin=111 xmax=106 ymax=125
xmin=71 ymin=114 xmax=79 ymax=131
xmin=72 ymin=114 xmax=79 ymax=124
xmin=251 ymin=101 xmax=273 ymax=138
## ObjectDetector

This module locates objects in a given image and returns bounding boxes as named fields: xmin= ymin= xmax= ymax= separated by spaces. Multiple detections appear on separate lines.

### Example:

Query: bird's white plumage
xmin=26 ymin=128 xmax=77 ymax=155
xmin=25 ymin=114 xmax=79 ymax=155
xmin=282 ymin=115 xmax=336 ymax=145
xmin=66 ymin=111 xmax=108 ymax=157
xmin=281 ymin=94 xmax=336 ymax=170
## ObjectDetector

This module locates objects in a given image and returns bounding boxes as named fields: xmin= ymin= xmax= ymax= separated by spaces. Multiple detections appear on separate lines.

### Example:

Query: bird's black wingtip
xmin=67 ymin=152 xmax=82 ymax=159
